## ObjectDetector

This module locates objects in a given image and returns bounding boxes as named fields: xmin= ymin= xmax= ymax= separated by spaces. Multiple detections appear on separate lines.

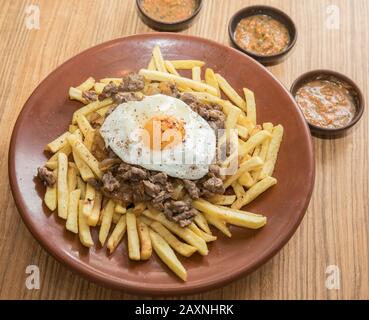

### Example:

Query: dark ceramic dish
xmin=290 ymin=70 xmax=364 ymax=137
xmin=136 ymin=0 xmax=203 ymax=31
xmin=228 ymin=5 xmax=297 ymax=65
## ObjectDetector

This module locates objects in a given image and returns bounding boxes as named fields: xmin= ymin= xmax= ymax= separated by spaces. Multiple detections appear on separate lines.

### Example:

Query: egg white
xmin=100 ymin=94 xmax=216 ymax=180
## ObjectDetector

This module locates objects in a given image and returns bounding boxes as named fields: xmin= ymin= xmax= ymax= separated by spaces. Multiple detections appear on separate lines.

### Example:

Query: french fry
xmin=205 ymin=68 xmax=220 ymax=97
xmin=231 ymin=176 xmax=277 ymax=209
xmin=243 ymin=88 xmax=256 ymax=125
xmin=67 ymin=165 xmax=77 ymax=192
xmin=88 ymin=191 xmax=102 ymax=226
xmin=203 ymin=212 xmax=232 ymax=237
xmin=69 ymin=124 xmax=78 ymax=133
xmin=78 ymin=200 xmax=94 ymax=247
xmin=139 ymin=69 xmax=218 ymax=96
xmin=193 ymin=211 xmax=211 ymax=234
xmin=164 ymin=60 xmax=179 ymax=75
xmin=143 ymin=207 xmax=208 ymax=256
xmin=68 ymin=135 xmax=102 ymax=179
xmin=75 ymin=114 xmax=93 ymax=137
xmin=133 ymin=202 xmax=146 ymax=215
xmin=76 ymin=77 xmax=95 ymax=91
xmin=149 ymin=229 xmax=187 ymax=281
xmin=112 ymin=211 xmax=122 ymax=224
xmin=83 ymin=128 xmax=95 ymax=151
xmin=72 ymin=98 xmax=113 ymax=124
xmin=99 ymin=199 xmax=115 ymax=246
xmin=49 ymin=144 xmax=72 ymax=162
xmin=223 ymin=156 xmax=263 ymax=188
xmin=215 ymin=73 xmax=246 ymax=111
xmin=231 ymin=181 xmax=246 ymax=198
xmin=115 ymin=203 xmax=126 ymax=214
xmin=72 ymin=149 xmax=94 ymax=181
xmin=208 ymin=194 xmax=237 ymax=206
xmin=95 ymin=105 xmax=111 ymax=117
xmin=147 ymin=56 xmax=156 ymax=71
xmin=193 ymin=199 xmax=267 ymax=229
xmin=152 ymin=45 xmax=167 ymax=73
xmin=225 ymin=107 xmax=241 ymax=132
xmin=69 ymin=87 xmax=87 ymax=104
xmin=252 ymin=122 xmax=273 ymax=181
xmin=146 ymin=220 xmax=197 ymax=257
xmin=238 ymin=171 xmax=255 ymax=188
xmin=192 ymin=66 xmax=201 ymax=82
xmin=83 ymin=184 xmax=95 ymax=217
xmin=46 ymin=132 xmax=71 ymax=153
xmin=126 ymin=211 xmax=140 ymax=260
xmin=94 ymin=82 xmax=106 ymax=94
xmin=259 ymin=125 xmax=284 ymax=179
xmin=44 ymin=169 xmax=57 ymax=211
xmin=66 ymin=189 xmax=80 ymax=234
xmin=77 ymin=176 xmax=86 ymax=199
xmin=137 ymin=218 xmax=152 ymax=260
xmin=107 ymin=215 xmax=127 ymax=253
xmin=188 ymin=223 xmax=217 ymax=242
xmin=169 ymin=60 xmax=205 ymax=69
xmin=100 ymin=78 xmax=122 ymax=85
xmin=238 ymin=130 xmax=272 ymax=157
xmin=57 ymin=153 xmax=68 ymax=219
xmin=236 ymin=124 xmax=248 ymax=140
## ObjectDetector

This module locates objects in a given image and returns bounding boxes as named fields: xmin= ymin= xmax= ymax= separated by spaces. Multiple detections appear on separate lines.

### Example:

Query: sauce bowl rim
xmin=228 ymin=5 xmax=298 ymax=62
xmin=290 ymin=69 xmax=365 ymax=135
xmin=136 ymin=0 xmax=203 ymax=27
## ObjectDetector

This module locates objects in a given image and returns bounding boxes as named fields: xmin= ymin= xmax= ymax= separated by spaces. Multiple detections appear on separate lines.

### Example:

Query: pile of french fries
xmin=41 ymin=45 xmax=283 ymax=281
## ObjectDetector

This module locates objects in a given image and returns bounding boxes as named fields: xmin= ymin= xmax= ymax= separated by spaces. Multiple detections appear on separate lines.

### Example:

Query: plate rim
xmin=8 ymin=33 xmax=315 ymax=295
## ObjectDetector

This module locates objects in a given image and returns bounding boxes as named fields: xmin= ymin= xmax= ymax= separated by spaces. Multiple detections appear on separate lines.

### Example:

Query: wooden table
xmin=1 ymin=0 xmax=368 ymax=300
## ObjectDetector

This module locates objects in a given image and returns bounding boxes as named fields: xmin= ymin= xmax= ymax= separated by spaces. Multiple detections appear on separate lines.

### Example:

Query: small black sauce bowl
xmin=228 ymin=5 xmax=297 ymax=65
xmin=290 ymin=70 xmax=365 ymax=138
xmin=136 ymin=0 xmax=203 ymax=32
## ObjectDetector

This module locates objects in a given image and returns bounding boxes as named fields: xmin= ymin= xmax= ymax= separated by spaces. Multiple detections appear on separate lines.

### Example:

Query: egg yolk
xmin=143 ymin=115 xmax=185 ymax=150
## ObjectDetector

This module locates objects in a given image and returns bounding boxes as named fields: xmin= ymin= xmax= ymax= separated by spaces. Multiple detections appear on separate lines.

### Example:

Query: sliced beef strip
xmin=101 ymin=171 xmax=120 ymax=192
xmin=98 ymin=82 xmax=119 ymax=101
xmin=82 ymin=90 xmax=98 ymax=103
xmin=87 ymin=178 xmax=102 ymax=190
xmin=180 ymin=93 xmax=225 ymax=130
xmin=113 ymin=92 xmax=143 ymax=104
xmin=158 ymin=82 xmax=180 ymax=98
xmin=202 ymin=176 xmax=225 ymax=194
xmin=163 ymin=200 xmax=196 ymax=227
xmin=118 ymin=73 xmax=145 ymax=92
xmin=142 ymin=180 xmax=161 ymax=197
xmin=183 ymin=179 xmax=200 ymax=199
xmin=116 ymin=163 xmax=147 ymax=181
xmin=149 ymin=172 xmax=168 ymax=185
xmin=37 ymin=166 xmax=56 ymax=187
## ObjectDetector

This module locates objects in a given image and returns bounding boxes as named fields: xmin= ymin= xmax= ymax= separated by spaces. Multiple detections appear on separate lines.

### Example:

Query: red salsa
xmin=141 ymin=0 xmax=197 ymax=23
xmin=295 ymin=79 xmax=356 ymax=129
xmin=234 ymin=15 xmax=290 ymax=56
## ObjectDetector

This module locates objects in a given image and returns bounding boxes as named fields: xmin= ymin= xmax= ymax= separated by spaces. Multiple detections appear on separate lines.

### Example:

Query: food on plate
xmin=140 ymin=0 xmax=198 ymax=23
xmin=295 ymin=78 xmax=357 ymax=129
xmin=234 ymin=15 xmax=290 ymax=56
xmin=36 ymin=45 xmax=284 ymax=280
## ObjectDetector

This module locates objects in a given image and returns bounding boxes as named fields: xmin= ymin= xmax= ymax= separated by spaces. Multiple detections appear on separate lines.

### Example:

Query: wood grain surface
xmin=1 ymin=0 xmax=368 ymax=300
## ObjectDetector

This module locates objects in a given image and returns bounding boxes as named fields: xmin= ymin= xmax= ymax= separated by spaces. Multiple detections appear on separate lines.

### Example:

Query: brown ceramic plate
xmin=8 ymin=33 xmax=314 ymax=295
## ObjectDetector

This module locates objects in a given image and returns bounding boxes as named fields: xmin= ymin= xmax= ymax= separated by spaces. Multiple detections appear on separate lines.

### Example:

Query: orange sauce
xmin=141 ymin=0 xmax=197 ymax=23
xmin=295 ymin=79 xmax=356 ymax=129
xmin=235 ymin=15 xmax=290 ymax=56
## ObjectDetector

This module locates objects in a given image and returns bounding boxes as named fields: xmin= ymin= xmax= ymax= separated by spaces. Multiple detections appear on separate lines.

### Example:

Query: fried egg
xmin=100 ymin=94 xmax=216 ymax=180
